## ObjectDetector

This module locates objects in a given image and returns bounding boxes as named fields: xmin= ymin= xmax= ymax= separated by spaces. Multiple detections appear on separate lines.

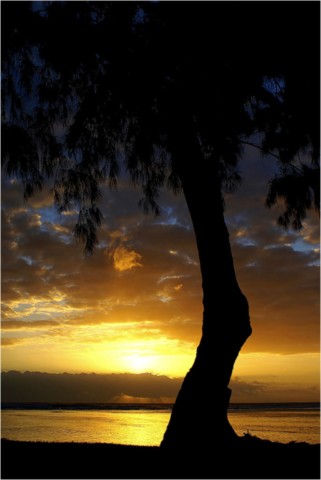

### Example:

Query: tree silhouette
xmin=2 ymin=1 xmax=319 ymax=448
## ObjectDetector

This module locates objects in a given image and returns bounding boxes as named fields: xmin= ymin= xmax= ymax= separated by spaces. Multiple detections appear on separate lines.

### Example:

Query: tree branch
xmin=240 ymin=140 xmax=280 ymax=160
xmin=240 ymin=140 xmax=311 ymax=178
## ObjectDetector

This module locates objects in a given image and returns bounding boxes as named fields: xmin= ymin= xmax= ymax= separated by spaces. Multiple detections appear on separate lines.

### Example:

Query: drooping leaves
xmin=266 ymin=164 xmax=320 ymax=230
xmin=1 ymin=1 xmax=319 ymax=252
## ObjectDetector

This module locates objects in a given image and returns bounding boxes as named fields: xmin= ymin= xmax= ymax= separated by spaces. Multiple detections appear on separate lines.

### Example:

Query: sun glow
xmin=124 ymin=354 xmax=154 ymax=373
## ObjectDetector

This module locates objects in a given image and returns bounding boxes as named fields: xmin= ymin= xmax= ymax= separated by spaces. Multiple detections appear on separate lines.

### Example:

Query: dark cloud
xmin=2 ymin=320 xmax=61 ymax=330
xmin=2 ymin=371 xmax=318 ymax=404
xmin=1 ymin=338 xmax=26 ymax=347
xmin=1 ymin=145 xmax=319 ymax=371
xmin=230 ymin=376 xmax=320 ymax=403
xmin=229 ymin=377 xmax=270 ymax=402
xmin=1 ymin=371 xmax=183 ymax=403
xmin=224 ymin=148 xmax=319 ymax=354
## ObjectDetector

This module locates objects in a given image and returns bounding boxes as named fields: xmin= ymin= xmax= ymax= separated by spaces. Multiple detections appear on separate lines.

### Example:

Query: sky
xmin=1 ymin=144 xmax=320 ymax=403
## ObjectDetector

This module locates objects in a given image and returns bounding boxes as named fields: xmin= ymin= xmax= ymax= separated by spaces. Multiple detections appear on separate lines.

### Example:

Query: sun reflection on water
xmin=1 ymin=409 xmax=171 ymax=446
xmin=2 ymin=407 xmax=320 ymax=445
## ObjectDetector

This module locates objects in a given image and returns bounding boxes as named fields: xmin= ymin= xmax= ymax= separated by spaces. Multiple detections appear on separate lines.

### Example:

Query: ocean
xmin=1 ymin=403 xmax=320 ymax=446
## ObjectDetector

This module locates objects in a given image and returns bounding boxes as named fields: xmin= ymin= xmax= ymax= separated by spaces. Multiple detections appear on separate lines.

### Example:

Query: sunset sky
xmin=1 ymin=144 xmax=320 ymax=403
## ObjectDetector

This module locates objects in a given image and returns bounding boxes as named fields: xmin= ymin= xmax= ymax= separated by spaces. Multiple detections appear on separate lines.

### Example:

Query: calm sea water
xmin=1 ymin=403 xmax=320 ymax=446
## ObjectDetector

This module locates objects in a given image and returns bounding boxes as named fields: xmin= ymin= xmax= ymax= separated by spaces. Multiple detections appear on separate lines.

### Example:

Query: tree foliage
xmin=2 ymin=1 xmax=319 ymax=252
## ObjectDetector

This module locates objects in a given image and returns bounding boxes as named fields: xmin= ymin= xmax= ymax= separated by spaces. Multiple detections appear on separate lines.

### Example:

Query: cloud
xmin=1 ymin=338 xmax=26 ymax=347
xmin=109 ymin=394 xmax=175 ymax=403
xmin=229 ymin=377 xmax=269 ymax=402
xmin=1 ymin=371 xmax=318 ymax=404
xmin=1 ymin=320 xmax=61 ymax=330
xmin=111 ymin=246 xmax=143 ymax=272
xmin=230 ymin=376 xmax=320 ymax=403
xmin=224 ymin=148 xmax=320 ymax=355
xmin=1 ymin=144 xmax=319 ymax=381
xmin=1 ymin=371 xmax=183 ymax=403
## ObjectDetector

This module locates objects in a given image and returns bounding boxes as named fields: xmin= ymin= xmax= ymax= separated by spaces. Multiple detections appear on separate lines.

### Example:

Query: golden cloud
xmin=1 ymin=337 xmax=26 ymax=346
xmin=1 ymin=320 xmax=60 ymax=330
xmin=109 ymin=393 xmax=176 ymax=403
xmin=112 ymin=246 xmax=143 ymax=272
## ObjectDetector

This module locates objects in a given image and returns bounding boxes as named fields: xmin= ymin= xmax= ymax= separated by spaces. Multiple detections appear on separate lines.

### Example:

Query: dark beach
xmin=1 ymin=436 xmax=320 ymax=479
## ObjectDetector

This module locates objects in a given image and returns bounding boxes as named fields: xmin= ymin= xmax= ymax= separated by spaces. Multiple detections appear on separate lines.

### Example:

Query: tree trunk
xmin=161 ymin=137 xmax=252 ymax=449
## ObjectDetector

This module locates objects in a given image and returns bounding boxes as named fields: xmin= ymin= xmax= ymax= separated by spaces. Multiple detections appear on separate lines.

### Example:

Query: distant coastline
xmin=1 ymin=401 xmax=320 ymax=410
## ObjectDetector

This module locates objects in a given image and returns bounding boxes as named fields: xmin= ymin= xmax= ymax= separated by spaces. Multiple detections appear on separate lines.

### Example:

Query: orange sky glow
xmin=1 ymin=147 xmax=320 ymax=403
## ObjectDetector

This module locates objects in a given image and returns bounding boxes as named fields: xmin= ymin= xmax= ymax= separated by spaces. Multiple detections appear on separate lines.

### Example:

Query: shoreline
xmin=2 ymin=436 xmax=320 ymax=479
